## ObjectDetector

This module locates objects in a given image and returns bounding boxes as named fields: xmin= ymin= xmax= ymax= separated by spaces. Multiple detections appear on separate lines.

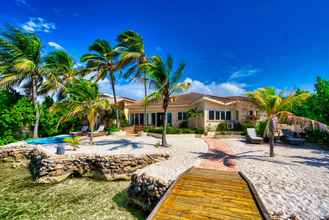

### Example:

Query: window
xmin=167 ymin=112 xmax=172 ymax=126
xmin=236 ymin=111 xmax=239 ymax=120
xmin=134 ymin=113 xmax=139 ymax=124
xmin=139 ymin=113 xmax=144 ymax=125
xmin=220 ymin=111 xmax=226 ymax=120
xmin=249 ymin=111 xmax=254 ymax=116
xmin=208 ymin=110 xmax=214 ymax=120
xmin=178 ymin=112 xmax=187 ymax=121
xmin=151 ymin=113 xmax=156 ymax=126
xmin=215 ymin=111 xmax=220 ymax=120
xmin=226 ymin=111 xmax=231 ymax=120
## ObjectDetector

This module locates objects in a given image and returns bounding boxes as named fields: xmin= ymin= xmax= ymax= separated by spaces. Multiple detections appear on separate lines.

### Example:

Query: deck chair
xmin=89 ymin=124 xmax=106 ymax=137
xmin=246 ymin=128 xmax=263 ymax=144
xmin=281 ymin=129 xmax=305 ymax=145
xmin=70 ymin=125 xmax=89 ymax=136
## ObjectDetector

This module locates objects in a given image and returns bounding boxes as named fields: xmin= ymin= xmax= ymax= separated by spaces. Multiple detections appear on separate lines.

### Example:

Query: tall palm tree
xmin=51 ymin=79 xmax=110 ymax=144
xmin=186 ymin=107 xmax=203 ymax=128
xmin=41 ymin=50 xmax=80 ymax=99
xmin=247 ymin=87 xmax=329 ymax=157
xmin=144 ymin=55 xmax=191 ymax=146
xmin=0 ymin=26 xmax=45 ymax=138
xmin=117 ymin=30 xmax=149 ymax=126
xmin=81 ymin=39 xmax=120 ymax=127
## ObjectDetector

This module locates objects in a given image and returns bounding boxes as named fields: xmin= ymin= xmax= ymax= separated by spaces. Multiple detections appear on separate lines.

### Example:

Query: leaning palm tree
xmin=247 ymin=87 xmax=329 ymax=157
xmin=51 ymin=79 xmax=110 ymax=144
xmin=0 ymin=26 xmax=45 ymax=138
xmin=41 ymin=50 xmax=80 ymax=99
xmin=81 ymin=39 xmax=120 ymax=127
xmin=187 ymin=107 xmax=203 ymax=128
xmin=117 ymin=30 xmax=149 ymax=125
xmin=144 ymin=55 xmax=191 ymax=146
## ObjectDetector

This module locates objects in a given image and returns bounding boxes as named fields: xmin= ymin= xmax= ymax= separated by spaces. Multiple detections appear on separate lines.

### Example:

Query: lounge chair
xmin=281 ymin=129 xmax=305 ymax=145
xmin=89 ymin=124 xmax=106 ymax=137
xmin=70 ymin=125 xmax=89 ymax=136
xmin=246 ymin=128 xmax=263 ymax=144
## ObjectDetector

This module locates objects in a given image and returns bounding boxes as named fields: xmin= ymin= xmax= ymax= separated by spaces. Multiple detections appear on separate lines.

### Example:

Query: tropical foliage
xmin=0 ymin=26 xmax=45 ymax=137
xmin=51 ymin=79 xmax=110 ymax=144
xmin=186 ymin=107 xmax=203 ymax=128
xmin=144 ymin=55 xmax=191 ymax=146
xmin=247 ymin=87 xmax=329 ymax=156
xmin=81 ymin=39 xmax=120 ymax=127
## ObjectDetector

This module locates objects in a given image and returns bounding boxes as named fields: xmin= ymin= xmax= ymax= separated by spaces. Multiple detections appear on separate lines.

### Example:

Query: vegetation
xmin=51 ymin=79 xmax=110 ymax=144
xmin=81 ymin=39 xmax=120 ymax=127
xmin=0 ymin=164 xmax=145 ymax=220
xmin=106 ymin=126 xmax=121 ymax=134
xmin=186 ymin=107 xmax=203 ymax=128
xmin=117 ymin=30 xmax=149 ymax=125
xmin=144 ymin=127 xmax=204 ymax=135
xmin=143 ymin=55 xmax=191 ymax=146
xmin=64 ymin=136 xmax=80 ymax=150
xmin=0 ymin=26 xmax=45 ymax=138
xmin=247 ymin=87 xmax=328 ymax=156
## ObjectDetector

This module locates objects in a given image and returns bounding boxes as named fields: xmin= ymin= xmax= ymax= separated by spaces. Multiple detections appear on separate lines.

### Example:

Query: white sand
xmin=221 ymin=138 xmax=329 ymax=220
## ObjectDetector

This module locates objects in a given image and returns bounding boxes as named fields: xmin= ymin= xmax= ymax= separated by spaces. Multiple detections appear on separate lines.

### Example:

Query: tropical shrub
xmin=144 ymin=127 xmax=204 ymax=134
xmin=216 ymin=123 xmax=228 ymax=132
xmin=64 ymin=136 xmax=81 ymax=150
xmin=305 ymin=129 xmax=329 ymax=146
xmin=106 ymin=127 xmax=121 ymax=134
xmin=256 ymin=121 xmax=267 ymax=137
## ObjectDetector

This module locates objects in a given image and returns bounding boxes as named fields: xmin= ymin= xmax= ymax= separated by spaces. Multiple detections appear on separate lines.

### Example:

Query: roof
xmin=127 ymin=92 xmax=254 ymax=107
xmin=101 ymin=93 xmax=136 ymax=102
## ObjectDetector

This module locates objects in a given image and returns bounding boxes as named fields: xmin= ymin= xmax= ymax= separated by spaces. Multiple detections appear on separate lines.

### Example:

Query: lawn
xmin=0 ymin=163 xmax=145 ymax=220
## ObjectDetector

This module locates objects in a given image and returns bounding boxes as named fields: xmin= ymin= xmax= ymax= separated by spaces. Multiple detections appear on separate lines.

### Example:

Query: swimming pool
xmin=26 ymin=135 xmax=71 ymax=145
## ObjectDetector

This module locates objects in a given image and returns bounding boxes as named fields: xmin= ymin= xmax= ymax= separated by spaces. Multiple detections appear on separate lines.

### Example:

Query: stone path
xmin=196 ymin=137 xmax=237 ymax=171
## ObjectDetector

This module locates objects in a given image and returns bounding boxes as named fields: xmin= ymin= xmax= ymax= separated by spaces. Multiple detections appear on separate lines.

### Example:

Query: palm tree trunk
xmin=269 ymin=133 xmax=275 ymax=157
xmin=110 ymin=73 xmax=120 ymax=128
xmin=144 ymin=75 xmax=148 ymax=127
xmin=162 ymin=109 xmax=168 ymax=147
xmin=32 ymin=75 xmax=39 ymax=138
xmin=89 ymin=126 xmax=94 ymax=144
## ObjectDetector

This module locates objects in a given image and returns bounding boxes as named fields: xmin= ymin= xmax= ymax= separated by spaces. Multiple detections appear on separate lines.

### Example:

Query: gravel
xmin=221 ymin=138 xmax=329 ymax=220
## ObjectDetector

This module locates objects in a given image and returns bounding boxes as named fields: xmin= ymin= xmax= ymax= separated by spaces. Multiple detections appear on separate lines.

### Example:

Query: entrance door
xmin=156 ymin=113 xmax=164 ymax=127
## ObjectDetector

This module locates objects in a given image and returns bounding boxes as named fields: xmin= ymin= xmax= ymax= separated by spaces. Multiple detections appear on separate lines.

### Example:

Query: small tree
xmin=52 ymin=79 xmax=110 ymax=144
xmin=186 ymin=107 xmax=203 ymax=128
xmin=144 ymin=55 xmax=191 ymax=147
xmin=247 ymin=87 xmax=329 ymax=157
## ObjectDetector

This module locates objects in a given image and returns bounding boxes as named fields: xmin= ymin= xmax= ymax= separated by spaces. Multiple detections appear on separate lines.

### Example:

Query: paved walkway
xmin=197 ymin=137 xmax=237 ymax=171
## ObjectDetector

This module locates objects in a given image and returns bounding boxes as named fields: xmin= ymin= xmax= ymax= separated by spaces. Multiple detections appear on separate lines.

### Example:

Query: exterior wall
xmin=126 ymin=99 xmax=262 ymax=130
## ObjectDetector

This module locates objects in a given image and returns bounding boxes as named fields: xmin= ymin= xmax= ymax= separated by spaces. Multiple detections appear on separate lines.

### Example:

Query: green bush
xmin=144 ymin=127 xmax=204 ymax=134
xmin=106 ymin=127 xmax=120 ymax=134
xmin=256 ymin=121 xmax=267 ymax=136
xmin=216 ymin=123 xmax=228 ymax=132
xmin=178 ymin=120 xmax=188 ymax=128
xmin=240 ymin=121 xmax=256 ymax=135
xmin=305 ymin=129 xmax=329 ymax=145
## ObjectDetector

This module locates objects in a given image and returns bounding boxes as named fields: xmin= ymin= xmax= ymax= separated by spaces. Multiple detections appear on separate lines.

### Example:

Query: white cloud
xmin=16 ymin=0 xmax=29 ymax=7
xmin=229 ymin=67 xmax=261 ymax=80
xmin=48 ymin=41 xmax=64 ymax=50
xmin=99 ymin=79 xmax=153 ymax=100
xmin=22 ymin=17 xmax=56 ymax=33
xmin=98 ymin=77 xmax=247 ymax=100
xmin=184 ymin=78 xmax=247 ymax=96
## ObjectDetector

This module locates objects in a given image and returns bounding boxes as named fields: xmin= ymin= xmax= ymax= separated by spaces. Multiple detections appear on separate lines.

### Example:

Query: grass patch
xmin=0 ymin=163 xmax=145 ymax=220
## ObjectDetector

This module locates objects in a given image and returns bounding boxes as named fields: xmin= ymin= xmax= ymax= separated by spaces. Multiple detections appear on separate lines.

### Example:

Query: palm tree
xmin=117 ymin=30 xmax=149 ymax=126
xmin=144 ymin=55 xmax=191 ymax=146
xmin=81 ymin=39 xmax=120 ymax=127
xmin=51 ymin=79 xmax=110 ymax=144
xmin=0 ymin=26 xmax=45 ymax=138
xmin=247 ymin=87 xmax=329 ymax=157
xmin=41 ymin=50 xmax=80 ymax=99
xmin=187 ymin=107 xmax=203 ymax=128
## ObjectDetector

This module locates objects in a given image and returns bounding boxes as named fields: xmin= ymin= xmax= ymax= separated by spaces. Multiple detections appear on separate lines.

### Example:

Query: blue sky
xmin=1 ymin=0 xmax=329 ymax=99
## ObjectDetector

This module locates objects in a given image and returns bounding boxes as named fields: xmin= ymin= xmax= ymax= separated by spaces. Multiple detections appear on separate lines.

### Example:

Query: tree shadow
xmin=289 ymin=155 xmax=329 ymax=170
xmin=93 ymin=139 xmax=155 ymax=151
xmin=112 ymin=189 xmax=146 ymax=220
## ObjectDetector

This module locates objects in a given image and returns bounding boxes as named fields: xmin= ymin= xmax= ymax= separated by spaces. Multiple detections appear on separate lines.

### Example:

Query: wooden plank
xmin=148 ymin=167 xmax=267 ymax=220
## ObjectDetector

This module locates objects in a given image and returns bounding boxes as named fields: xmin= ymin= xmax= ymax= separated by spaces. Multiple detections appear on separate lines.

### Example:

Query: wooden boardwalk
xmin=148 ymin=167 xmax=269 ymax=220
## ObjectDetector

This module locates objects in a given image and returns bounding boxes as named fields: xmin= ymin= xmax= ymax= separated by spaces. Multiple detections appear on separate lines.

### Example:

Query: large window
xmin=220 ymin=111 xmax=226 ymax=120
xmin=215 ymin=111 xmax=220 ymax=120
xmin=167 ymin=112 xmax=172 ymax=126
xmin=208 ymin=110 xmax=215 ymax=120
xmin=178 ymin=112 xmax=187 ymax=121
xmin=226 ymin=111 xmax=231 ymax=120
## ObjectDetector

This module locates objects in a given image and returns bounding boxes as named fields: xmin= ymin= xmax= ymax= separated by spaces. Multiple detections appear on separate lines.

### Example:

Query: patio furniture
xmin=89 ymin=124 xmax=106 ymax=137
xmin=281 ymin=129 xmax=305 ymax=145
xmin=246 ymin=128 xmax=263 ymax=144
xmin=70 ymin=125 xmax=89 ymax=136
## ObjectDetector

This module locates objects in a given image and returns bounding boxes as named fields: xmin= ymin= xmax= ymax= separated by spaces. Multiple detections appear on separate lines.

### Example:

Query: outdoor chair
xmin=89 ymin=124 xmax=106 ymax=137
xmin=70 ymin=125 xmax=89 ymax=136
xmin=281 ymin=129 xmax=305 ymax=145
xmin=246 ymin=128 xmax=264 ymax=144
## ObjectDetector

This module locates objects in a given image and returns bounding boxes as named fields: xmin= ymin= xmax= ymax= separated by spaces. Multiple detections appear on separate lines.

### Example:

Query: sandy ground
xmin=221 ymin=138 xmax=329 ymax=220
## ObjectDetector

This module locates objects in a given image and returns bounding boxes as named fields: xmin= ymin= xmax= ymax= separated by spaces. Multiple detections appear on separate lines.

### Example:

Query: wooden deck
xmin=148 ymin=167 xmax=269 ymax=220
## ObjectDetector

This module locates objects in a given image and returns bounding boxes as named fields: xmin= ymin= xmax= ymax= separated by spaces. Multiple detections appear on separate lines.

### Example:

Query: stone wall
xmin=0 ymin=145 xmax=170 ymax=184
xmin=128 ymin=173 xmax=172 ymax=211
xmin=31 ymin=153 xmax=170 ymax=184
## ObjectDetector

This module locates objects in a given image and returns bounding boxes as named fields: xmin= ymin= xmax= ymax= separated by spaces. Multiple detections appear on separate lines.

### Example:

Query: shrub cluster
xmin=144 ymin=127 xmax=204 ymax=134
xmin=106 ymin=126 xmax=121 ymax=134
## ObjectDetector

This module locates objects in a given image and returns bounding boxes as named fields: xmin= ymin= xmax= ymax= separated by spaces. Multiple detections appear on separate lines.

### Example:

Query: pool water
xmin=26 ymin=135 xmax=71 ymax=144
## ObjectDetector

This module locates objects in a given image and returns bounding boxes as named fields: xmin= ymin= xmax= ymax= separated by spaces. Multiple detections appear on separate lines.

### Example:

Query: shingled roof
xmin=127 ymin=92 xmax=254 ymax=106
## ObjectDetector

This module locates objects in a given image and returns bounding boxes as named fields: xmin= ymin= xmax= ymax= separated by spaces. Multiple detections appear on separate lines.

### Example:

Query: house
xmin=125 ymin=92 xmax=265 ymax=130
